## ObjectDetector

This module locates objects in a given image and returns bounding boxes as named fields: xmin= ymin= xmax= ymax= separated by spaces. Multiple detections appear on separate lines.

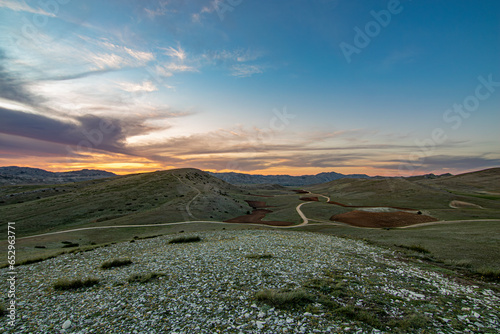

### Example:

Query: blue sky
xmin=0 ymin=0 xmax=499 ymax=176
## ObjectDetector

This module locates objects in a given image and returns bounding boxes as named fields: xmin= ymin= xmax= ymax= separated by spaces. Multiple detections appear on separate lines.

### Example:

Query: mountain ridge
xmin=0 ymin=166 xmax=116 ymax=185
xmin=208 ymin=171 xmax=371 ymax=186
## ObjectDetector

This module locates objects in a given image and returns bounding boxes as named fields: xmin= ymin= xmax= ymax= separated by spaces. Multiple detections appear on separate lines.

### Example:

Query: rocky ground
xmin=1 ymin=230 xmax=499 ymax=333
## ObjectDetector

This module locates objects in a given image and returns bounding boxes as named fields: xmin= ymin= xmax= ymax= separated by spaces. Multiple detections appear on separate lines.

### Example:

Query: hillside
xmin=1 ymin=230 xmax=498 ymax=333
xmin=414 ymin=167 xmax=500 ymax=195
xmin=0 ymin=168 xmax=250 ymax=237
xmin=208 ymin=171 xmax=370 ymax=186
xmin=0 ymin=166 xmax=116 ymax=185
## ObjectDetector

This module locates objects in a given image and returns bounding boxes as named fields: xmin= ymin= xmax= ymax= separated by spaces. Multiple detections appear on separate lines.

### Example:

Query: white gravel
xmin=1 ymin=230 xmax=499 ymax=333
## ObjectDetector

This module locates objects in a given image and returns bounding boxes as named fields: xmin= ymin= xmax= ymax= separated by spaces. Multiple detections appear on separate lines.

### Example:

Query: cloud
xmin=0 ymin=0 xmax=56 ymax=17
xmin=0 ymin=50 xmax=41 ymax=105
xmin=117 ymin=80 xmax=158 ymax=93
xmin=231 ymin=64 xmax=264 ymax=77
xmin=144 ymin=1 xmax=172 ymax=19
xmin=162 ymin=46 xmax=187 ymax=61
xmin=0 ymin=107 xmax=158 ymax=156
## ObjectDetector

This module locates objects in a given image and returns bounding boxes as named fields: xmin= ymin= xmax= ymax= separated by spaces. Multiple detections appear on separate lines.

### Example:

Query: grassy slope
xmin=0 ymin=168 xmax=251 ymax=237
xmin=1 ymin=167 xmax=499 ymax=279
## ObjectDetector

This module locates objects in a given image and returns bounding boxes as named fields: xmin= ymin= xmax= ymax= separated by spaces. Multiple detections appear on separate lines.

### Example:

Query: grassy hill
xmin=0 ymin=168 xmax=251 ymax=238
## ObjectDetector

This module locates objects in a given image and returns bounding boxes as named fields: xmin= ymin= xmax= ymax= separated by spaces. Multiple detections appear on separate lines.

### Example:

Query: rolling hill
xmin=0 ymin=168 xmax=250 ymax=237
xmin=0 ymin=166 xmax=116 ymax=185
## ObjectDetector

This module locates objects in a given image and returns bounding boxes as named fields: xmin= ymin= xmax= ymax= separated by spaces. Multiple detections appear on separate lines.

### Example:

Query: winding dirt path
xmin=174 ymin=175 xmax=201 ymax=220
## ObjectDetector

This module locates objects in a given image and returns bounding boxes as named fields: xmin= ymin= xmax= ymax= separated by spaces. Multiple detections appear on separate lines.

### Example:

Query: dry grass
xmin=100 ymin=258 xmax=132 ymax=269
xmin=168 ymin=235 xmax=201 ymax=244
xmin=255 ymin=289 xmax=313 ymax=308
xmin=53 ymin=277 xmax=99 ymax=290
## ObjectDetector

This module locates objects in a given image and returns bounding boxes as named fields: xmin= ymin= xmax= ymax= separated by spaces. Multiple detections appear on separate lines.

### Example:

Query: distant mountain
xmin=207 ymin=171 xmax=371 ymax=186
xmin=0 ymin=166 xmax=116 ymax=185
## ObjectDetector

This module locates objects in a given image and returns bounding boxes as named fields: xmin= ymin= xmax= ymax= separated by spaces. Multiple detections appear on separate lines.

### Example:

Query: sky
xmin=0 ymin=0 xmax=499 ymax=176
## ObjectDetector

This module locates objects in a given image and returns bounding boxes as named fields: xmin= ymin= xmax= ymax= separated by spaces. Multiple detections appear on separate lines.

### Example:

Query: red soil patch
xmin=293 ymin=190 xmax=309 ymax=194
xmin=245 ymin=200 xmax=271 ymax=209
xmin=225 ymin=209 xmax=292 ymax=226
xmin=328 ymin=201 xmax=414 ymax=211
xmin=300 ymin=197 xmax=319 ymax=202
xmin=330 ymin=210 xmax=437 ymax=228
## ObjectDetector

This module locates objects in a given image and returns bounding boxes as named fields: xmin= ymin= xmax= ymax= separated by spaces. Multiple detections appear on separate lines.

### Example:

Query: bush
xmin=128 ymin=272 xmax=165 ymax=283
xmin=245 ymin=253 xmax=273 ymax=259
xmin=396 ymin=244 xmax=430 ymax=254
xmin=62 ymin=243 xmax=79 ymax=248
xmin=100 ymin=258 xmax=132 ymax=269
xmin=53 ymin=277 xmax=99 ymax=291
xmin=255 ymin=289 xmax=313 ymax=308
xmin=168 ymin=236 xmax=201 ymax=244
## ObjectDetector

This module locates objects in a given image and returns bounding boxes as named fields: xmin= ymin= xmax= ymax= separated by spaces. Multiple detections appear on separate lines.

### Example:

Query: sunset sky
xmin=0 ymin=0 xmax=499 ymax=176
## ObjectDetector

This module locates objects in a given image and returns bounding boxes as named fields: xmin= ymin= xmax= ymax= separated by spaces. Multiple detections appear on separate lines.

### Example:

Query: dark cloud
xmin=0 ymin=49 xmax=41 ymax=105
xmin=42 ymin=68 xmax=119 ymax=81
xmin=0 ymin=107 xmax=157 ymax=156
xmin=373 ymin=155 xmax=500 ymax=174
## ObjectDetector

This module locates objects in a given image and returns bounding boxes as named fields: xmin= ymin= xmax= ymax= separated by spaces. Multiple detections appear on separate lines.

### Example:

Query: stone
xmin=62 ymin=320 xmax=72 ymax=329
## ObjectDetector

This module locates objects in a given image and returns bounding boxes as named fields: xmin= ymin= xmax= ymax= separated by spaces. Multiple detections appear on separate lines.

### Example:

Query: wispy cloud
xmin=162 ymin=45 xmax=186 ymax=61
xmin=0 ymin=0 xmax=56 ymax=17
xmin=231 ymin=64 xmax=264 ymax=77
xmin=117 ymin=80 xmax=158 ymax=93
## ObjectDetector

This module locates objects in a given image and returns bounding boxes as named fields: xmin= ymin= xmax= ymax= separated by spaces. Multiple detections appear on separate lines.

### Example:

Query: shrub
xmin=255 ymin=289 xmax=313 ymax=308
xmin=475 ymin=267 xmax=500 ymax=281
xmin=62 ymin=243 xmax=79 ymax=248
xmin=245 ymin=253 xmax=273 ymax=259
xmin=53 ymin=277 xmax=99 ymax=291
xmin=396 ymin=244 xmax=430 ymax=254
xmin=168 ymin=236 xmax=201 ymax=244
xmin=128 ymin=272 xmax=165 ymax=283
xmin=100 ymin=258 xmax=132 ymax=269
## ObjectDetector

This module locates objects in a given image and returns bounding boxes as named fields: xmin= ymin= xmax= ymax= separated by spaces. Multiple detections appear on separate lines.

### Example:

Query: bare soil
xmin=330 ymin=210 xmax=438 ymax=228
xmin=300 ymin=197 xmax=319 ymax=202
xmin=224 ymin=209 xmax=293 ymax=226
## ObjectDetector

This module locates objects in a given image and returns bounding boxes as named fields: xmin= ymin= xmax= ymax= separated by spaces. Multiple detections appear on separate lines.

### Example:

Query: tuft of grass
xmin=100 ymin=258 xmax=132 ymax=269
xmin=128 ymin=272 xmax=165 ymax=283
xmin=245 ymin=253 xmax=273 ymax=259
xmin=53 ymin=277 xmax=99 ymax=291
xmin=474 ymin=267 xmax=500 ymax=282
xmin=168 ymin=235 xmax=201 ymax=244
xmin=255 ymin=289 xmax=314 ymax=308
xmin=61 ymin=243 xmax=79 ymax=248
xmin=396 ymin=244 xmax=431 ymax=254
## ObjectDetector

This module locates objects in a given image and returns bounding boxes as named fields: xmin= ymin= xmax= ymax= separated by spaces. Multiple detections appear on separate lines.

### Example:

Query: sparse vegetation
xmin=61 ymin=242 xmax=80 ymax=248
xmin=100 ymin=258 xmax=132 ymax=269
xmin=245 ymin=253 xmax=273 ymax=259
xmin=396 ymin=244 xmax=431 ymax=254
xmin=168 ymin=235 xmax=201 ymax=244
xmin=255 ymin=289 xmax=314 ymax=308
xmin=474 ymin=267 xmax=500 ymax=281
xmin=53 ymin=277 xmax=99 ymax=290
xmin=128 ymin=272 xmax=165 ymax=283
